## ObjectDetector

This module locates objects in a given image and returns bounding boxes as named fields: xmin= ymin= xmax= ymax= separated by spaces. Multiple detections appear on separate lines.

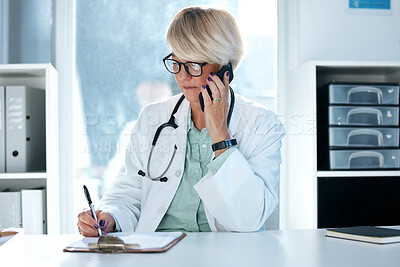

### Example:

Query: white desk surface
xmin=1 ymin=229 xmax=400 ymax=267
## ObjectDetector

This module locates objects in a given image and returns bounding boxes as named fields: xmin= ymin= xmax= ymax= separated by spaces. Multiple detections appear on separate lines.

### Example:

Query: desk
xmin=1 ymin=229 xmax=400 ymax=267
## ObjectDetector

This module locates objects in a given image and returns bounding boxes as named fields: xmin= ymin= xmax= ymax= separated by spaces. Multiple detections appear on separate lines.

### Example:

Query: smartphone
xmin=199 ymin=62 xmax=234 ymax=112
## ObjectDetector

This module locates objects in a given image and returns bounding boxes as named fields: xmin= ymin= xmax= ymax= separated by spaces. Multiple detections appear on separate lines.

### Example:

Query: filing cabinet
xmin=329 ymin=127 xmax=399 ymax=148
xmin=287 ymin=62 xmax=400 ymax=229
xmin=328 ymin=106 xmax=399 ymax=126
xmin=329 ymin=149 xmax=400 ymax=169
xmin=327 ymin=83 xmax=399 ymax=105
xmin=318 ymin=82 xmax=400 ymax=170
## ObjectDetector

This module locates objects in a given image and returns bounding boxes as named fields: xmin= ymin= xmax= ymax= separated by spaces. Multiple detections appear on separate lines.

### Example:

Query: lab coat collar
xmin=174 ymin=94 xmax=191 ymax=131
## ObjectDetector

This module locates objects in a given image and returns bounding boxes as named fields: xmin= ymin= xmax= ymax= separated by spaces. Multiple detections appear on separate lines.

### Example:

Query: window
xmin=74 ymin=0 xmax=277 ymax=219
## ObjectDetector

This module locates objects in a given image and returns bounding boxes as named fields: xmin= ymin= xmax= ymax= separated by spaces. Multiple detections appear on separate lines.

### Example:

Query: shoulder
xmin=231 ymin=94 xmax=285 ymax=150
xmin=132 ymin=94 xmax=184 ymax=132
xmin=140 ymin=93 xmax=184 ymax=114
xmin=234 ymin=93 xmax=281 ymax=125
xmin=137 ymin=94 xmax=184 ymax=121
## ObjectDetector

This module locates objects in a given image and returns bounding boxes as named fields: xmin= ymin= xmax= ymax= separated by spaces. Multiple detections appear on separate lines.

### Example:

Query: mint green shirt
xmin=156 ymin=110 xmax=235 ymax=232
xmin=113 ymin=109 xmax=235 ymax=232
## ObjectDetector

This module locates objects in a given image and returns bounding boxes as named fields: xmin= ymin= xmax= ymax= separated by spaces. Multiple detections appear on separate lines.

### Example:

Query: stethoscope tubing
xmin=139 ymin=88 xmax=235 ymax=182
xmin=145 ymin=144 xmax=178 ymax=180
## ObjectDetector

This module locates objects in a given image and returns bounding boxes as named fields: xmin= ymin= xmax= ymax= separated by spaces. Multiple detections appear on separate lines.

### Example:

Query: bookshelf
xmin=0 ymin=64 xmax=59 ymax=234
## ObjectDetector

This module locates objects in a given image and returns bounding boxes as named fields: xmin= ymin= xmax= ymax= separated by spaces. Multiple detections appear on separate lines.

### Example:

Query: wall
xmin=286 ymin=0 xmax=400 ymax=70
xmin=279 ymin=0 xmax=400 ymax=229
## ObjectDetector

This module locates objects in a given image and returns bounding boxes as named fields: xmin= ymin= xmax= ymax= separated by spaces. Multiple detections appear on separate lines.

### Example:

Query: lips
xmin=183 ymin=86 xmax=198 ymax=90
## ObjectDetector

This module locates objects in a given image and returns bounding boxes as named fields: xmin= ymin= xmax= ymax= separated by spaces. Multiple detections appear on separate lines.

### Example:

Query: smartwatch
xmin=212 ymin=139 xmax=237 ymax=152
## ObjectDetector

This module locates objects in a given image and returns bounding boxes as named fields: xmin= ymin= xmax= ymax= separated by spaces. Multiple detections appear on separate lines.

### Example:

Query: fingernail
xmin=207 ymin=77 xmax=212 ymax=81
xmin=210 ymin=72 xmax=214 ymax=76
xmin=99 ymin=220 xmax=105 ymax=227
xmin=226 ymin=71 xmax=229 ymax=76
xmin=202 ymin=85 xmax=205 ymax=89
xmin=94 ymin=224 xmax=98 ymax=229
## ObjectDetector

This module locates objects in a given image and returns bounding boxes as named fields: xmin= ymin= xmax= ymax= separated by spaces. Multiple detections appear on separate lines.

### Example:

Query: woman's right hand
xmin=77 ymin=209 xmax=116 ymax=236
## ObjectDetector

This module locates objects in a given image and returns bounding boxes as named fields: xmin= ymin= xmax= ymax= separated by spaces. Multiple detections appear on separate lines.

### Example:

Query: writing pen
xmin=83 ymin=185 xmax=102 ymax=236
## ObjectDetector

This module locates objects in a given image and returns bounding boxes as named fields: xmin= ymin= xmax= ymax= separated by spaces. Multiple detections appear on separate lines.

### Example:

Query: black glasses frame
xmin=163 ymin=53 xmax=208 ymax=77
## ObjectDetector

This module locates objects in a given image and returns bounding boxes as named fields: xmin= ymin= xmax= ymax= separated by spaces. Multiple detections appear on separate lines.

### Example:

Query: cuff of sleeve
xmin=207 ymin=147 xmax=236 ymax=175
xmin=110 ymin=213 xmax=122 ymax=232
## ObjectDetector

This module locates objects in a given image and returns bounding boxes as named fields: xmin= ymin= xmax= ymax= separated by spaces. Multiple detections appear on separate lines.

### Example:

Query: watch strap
xmin=212 ymin=139 xmax=237 ymax=152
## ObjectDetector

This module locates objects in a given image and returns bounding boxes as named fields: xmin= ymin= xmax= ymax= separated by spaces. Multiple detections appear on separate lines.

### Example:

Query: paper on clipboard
xmin=64 ymin=232 xmax=186 ymax=253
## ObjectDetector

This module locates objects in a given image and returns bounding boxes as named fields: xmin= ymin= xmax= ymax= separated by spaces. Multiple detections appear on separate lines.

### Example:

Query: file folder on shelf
xmin=0 ymin=86 xmax=4 ymax=172
xmin=0 ymin=192 xmax=22 ymax=229
xmin=21 ymin=189 xmax=46 ymax=234
xmin=5 ymin=86 xmax=46 ymax=172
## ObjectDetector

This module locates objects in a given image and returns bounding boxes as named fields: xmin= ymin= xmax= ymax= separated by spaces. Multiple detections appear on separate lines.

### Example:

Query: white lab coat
xmin=98 ymin=93 xmax=285 ymax=232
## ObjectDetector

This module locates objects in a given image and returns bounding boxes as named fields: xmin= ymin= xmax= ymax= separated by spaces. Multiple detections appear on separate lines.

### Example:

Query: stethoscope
xmin=138 ymin=87 xmax=235 ymax=182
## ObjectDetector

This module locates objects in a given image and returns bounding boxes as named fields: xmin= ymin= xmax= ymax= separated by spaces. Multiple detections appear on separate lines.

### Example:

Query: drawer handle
xmin=347 ymin=108 xmax=382 ymax=125
xmin=347 ymin=129 xmax=383 ymax=146
xmin=348 ymin=151 xmax=384 ymax=168
xmin=347 ymin=86 xmax=383 ymax=104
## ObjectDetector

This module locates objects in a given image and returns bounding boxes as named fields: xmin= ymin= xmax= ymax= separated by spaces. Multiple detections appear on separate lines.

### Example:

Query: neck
xmin=190 ymin=103 xmax=205 ymax=131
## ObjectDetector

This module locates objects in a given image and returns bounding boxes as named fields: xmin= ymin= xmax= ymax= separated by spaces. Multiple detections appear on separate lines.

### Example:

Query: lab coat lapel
xmin=135 ymin=97 xmax=190 ymax=232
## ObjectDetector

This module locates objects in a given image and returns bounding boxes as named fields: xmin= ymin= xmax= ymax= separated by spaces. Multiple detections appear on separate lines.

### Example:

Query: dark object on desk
xmin=326 ymin=226 xmax=400 ymax=244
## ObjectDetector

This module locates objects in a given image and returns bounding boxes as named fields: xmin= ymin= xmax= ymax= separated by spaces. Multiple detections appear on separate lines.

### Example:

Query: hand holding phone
xmin=199 ymin=62 xmax=233 ymax=112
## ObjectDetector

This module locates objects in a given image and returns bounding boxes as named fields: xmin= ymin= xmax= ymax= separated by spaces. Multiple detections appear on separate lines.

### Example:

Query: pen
xmin=83 ymin=185 xmax=102 ymax=236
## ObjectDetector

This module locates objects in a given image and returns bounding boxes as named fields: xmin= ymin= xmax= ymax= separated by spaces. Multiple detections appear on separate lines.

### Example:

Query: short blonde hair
xmin=166 ymin=6 xmax=244 ymax=70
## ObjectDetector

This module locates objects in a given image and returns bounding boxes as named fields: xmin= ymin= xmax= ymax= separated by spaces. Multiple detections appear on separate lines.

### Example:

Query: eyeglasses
xmin=163 ymin=53 xmax=208 ymax=77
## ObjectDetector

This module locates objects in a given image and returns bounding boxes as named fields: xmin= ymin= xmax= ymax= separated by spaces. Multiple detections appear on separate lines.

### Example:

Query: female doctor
xmin=77 ymin=5 xmax=285 ymax=236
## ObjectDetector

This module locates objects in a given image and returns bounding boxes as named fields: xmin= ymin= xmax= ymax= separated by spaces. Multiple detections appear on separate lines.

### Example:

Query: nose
xmin=175 ymin=68 xmax=191 ymax=81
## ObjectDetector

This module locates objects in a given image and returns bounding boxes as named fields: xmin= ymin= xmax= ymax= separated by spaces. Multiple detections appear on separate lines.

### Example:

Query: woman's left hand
xmin=201 ymin=71 xmax=231 ymax=156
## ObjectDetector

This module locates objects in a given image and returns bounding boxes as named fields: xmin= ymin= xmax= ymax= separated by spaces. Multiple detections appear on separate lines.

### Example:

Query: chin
xmin=182 ymin=89 xmax=201 ymax=103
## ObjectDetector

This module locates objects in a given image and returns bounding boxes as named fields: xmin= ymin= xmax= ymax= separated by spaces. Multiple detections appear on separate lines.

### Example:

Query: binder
xmin=21 ymin=189 xmax=46 ymax=234
xmin=5 ymin=86 xmax=46 ymax=172
xmin=0 ymin=86 xmax=4 ymax=172
xmin=64 ymin=232 xmax=186 ymax=253
xmin=0 ymin=192 xmax=22 ymax=229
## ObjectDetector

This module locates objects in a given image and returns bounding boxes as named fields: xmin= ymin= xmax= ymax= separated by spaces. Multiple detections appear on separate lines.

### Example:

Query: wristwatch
xmin=212 ymin=139 xmax=237 ymax=152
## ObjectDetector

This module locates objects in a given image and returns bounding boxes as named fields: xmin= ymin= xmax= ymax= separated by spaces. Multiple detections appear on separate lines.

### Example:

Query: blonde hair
xmin=166 ymin=6 xmax=244 ymax=70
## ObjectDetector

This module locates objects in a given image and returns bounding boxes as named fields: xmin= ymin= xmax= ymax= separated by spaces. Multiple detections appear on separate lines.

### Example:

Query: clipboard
xmin=64 ymin=232 xmax=186 ymax=253
xmin=0 ymin=228 xmax=23 ymax=247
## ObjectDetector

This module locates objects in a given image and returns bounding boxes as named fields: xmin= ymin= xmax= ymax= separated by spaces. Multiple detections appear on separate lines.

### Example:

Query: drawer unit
xmin=328 ymin=83 xmax=399 ymax=105
xmin=328 ymin=127 xmax=399 ymax=148
xmin=329 ymin=149 xmax=400 ymax=170
xmin=329 ymin=106 xmax=399 ymax=126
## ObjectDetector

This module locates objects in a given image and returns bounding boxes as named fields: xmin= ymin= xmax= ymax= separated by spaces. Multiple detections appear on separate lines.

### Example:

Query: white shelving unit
xmin=0 ymin=64 xmax=59 ymax=234
xmin=284 ymin=61 xmax=400 ymax=229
